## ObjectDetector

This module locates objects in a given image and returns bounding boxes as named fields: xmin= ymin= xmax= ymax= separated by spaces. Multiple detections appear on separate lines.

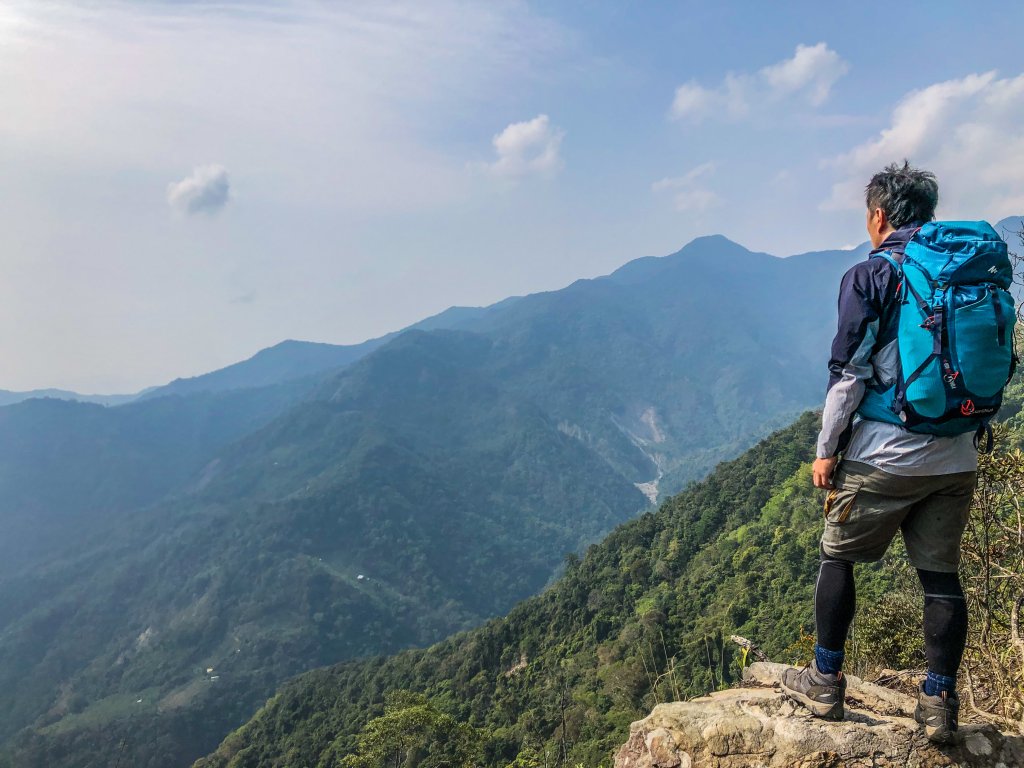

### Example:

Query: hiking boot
xmin=780 ymin=659 xmax=846 ymax=720
xmin=914 ymin=682 xmax=959 ymax=744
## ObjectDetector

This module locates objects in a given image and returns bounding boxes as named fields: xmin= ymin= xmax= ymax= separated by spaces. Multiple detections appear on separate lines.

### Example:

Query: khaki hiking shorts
xmin=820 ymin=459 xmax=977 ymax=573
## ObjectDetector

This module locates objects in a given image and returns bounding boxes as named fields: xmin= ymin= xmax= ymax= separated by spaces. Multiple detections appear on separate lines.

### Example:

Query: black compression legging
xmin=815 ymin=554 xmax=856 ymax=651
xmin=918 ymin=569 xmax=968 ymax=677
xmin=814 ymin=554 xmax=967 ymax=676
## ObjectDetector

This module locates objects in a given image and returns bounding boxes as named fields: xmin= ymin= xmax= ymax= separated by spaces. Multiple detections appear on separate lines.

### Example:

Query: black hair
xmin=864 ymin=160 xmax=939 ymax=228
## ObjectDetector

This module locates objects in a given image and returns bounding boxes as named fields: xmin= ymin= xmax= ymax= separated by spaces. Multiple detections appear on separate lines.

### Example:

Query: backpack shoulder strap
xmin=871 ymin=247 xmax=936 ymax=321
xmin=871 ymin=250 xmax=902 ymax=272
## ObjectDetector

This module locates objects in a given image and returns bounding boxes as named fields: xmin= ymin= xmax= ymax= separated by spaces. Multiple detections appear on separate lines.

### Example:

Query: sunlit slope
xmin=191 ymin=411 xmax=829 ymax=767
xmin=192 ymin=380 xmax=1024 ymax=768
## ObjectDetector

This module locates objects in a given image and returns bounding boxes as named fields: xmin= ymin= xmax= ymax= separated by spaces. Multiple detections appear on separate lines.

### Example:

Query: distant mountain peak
xmin=606 ymin=233 xmax=772 ymax=285
xmin=679 ymin=233 xmax=745 ymax=250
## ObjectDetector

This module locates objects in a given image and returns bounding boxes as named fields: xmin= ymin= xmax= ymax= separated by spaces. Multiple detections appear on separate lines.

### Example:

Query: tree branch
xmin=730 ymin=634 xmax=769 ymax=662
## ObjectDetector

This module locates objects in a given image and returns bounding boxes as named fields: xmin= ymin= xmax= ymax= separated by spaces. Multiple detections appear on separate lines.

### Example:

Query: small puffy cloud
xmin=670 ymin=82 xmax=716 ymax=120
xmin=652 ymin=162 xmax=720 ymax=212
xmin=670 ymin=43 xmax=848 ymax=122
xmin=760 ymin=43 xmax=848 ymax=105
xmin=484 ymin=114 xmax=564 ymax=177
xmin=822 ymin=71 xmax=1024 ymax=219
xmin=167 ymin=164 xmax=230 ymax=215
xmin=230 ymin=291 xmax=256 ymax=305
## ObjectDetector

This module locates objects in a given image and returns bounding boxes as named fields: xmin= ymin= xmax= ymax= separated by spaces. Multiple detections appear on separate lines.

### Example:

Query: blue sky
xmin=3 ymin=1 xmax=1024 ymax=392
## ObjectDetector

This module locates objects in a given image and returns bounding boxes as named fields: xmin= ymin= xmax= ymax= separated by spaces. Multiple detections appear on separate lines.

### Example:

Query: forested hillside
xmin=0 ymin=377 xmax=323 ymax=577
xmin=193 ymin=378 xmax=1024 ymax=768
xmin=0 ymin=233 xmax=868 ymax=768
xmin=192 ymin=411 xmax=829 ymax=768
xmin=0 ymin=331 xmax=645 ymax=768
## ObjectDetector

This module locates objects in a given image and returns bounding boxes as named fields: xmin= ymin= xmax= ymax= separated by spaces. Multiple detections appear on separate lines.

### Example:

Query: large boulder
xmin=613 ymin=662 xmax=1024 ymax=768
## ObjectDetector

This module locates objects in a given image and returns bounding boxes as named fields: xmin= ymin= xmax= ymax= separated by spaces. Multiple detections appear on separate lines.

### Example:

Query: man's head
xmin=864 ymin=161 xmax=939 ymax=248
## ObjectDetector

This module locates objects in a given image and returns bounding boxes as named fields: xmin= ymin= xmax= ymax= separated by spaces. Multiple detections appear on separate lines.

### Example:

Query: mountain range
xmin=190 ymin=379 xmax=1024 ymax=768
xmin=8 ymin=214 xmax=1022 ymax=412
xmin=3 ymin=223 xmax=1018 ymax=767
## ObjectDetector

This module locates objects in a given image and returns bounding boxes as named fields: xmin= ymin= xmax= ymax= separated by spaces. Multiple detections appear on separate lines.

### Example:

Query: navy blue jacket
xmin=816 ymin=224 xmax=921 ymax=458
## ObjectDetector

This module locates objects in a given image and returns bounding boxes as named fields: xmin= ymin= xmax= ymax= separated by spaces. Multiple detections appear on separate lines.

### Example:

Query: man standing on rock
xmin=780 ymin=162 xmax=985 ymax=744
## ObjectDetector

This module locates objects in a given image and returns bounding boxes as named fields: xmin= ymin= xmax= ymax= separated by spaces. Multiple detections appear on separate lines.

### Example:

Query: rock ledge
xmin=613 ymin=662 xmax=1024 ymax=768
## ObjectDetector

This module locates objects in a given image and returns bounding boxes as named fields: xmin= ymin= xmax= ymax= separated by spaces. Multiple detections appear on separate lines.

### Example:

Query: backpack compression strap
xmin=873 ymin=250 xmax=943 ymax=401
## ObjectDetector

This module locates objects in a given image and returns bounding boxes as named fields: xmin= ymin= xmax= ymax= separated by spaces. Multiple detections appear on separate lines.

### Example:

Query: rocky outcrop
xmin=613 ymin=662 xmax=1024 ymax=768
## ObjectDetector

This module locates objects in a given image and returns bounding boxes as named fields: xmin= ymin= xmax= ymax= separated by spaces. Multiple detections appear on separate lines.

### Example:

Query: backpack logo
xmin=960 ymin=399 xmax=976 ymax=416
xmin=989 ymin=265 xmax=999 ymax=274
xmin=941 ymin=359 xmax=959 ymax=390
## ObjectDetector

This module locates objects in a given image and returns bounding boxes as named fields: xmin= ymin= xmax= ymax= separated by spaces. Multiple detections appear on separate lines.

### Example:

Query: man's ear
xmin=870 ymin=207 xmax=888 ymax=235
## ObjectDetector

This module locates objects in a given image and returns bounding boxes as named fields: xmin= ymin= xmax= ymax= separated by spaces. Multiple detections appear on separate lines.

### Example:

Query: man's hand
xmin=813 ymin=457 xmax=839 ymax=490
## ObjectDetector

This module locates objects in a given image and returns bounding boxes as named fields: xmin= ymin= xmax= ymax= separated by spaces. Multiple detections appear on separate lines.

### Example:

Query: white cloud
xmin=652 ymin=162 xmax=720 ymax=212
xmin=823 ymin=71 xmax=1024 ymax=220
xmin=0 ymin=1 xmax=570 ymax=214
xmin=0 ymin=0 xmax=577 ymax=391
xmin=760 ymin=43 xmax=847 ymax=105
xmin=167 ymin=165 xmax=230 ymax=216
xmin=669 ymin=82 xmax=716 ymax=120
xmin=484 ymin=114 xmax=564 ymax=177
xmin=670 ymin=43 xmax=848 ymax=122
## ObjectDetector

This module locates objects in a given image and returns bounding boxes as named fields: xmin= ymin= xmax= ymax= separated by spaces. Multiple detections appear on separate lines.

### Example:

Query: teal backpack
xmin=857 ymin=221 xmax=1017 ymax=450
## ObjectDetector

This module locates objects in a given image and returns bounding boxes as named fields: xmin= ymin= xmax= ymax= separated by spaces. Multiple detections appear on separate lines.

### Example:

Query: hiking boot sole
xmin=780 ymin=683 xmax=844 ymax=720
xmin=915 ymin=706 xmax=958 ymax=744
xmin=922 ymin=723 xmax=957 ymax=744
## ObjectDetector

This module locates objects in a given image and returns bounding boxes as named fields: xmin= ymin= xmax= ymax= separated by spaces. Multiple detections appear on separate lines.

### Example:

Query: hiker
xmin=779 ymin=161 xmax=1016 ymax=744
